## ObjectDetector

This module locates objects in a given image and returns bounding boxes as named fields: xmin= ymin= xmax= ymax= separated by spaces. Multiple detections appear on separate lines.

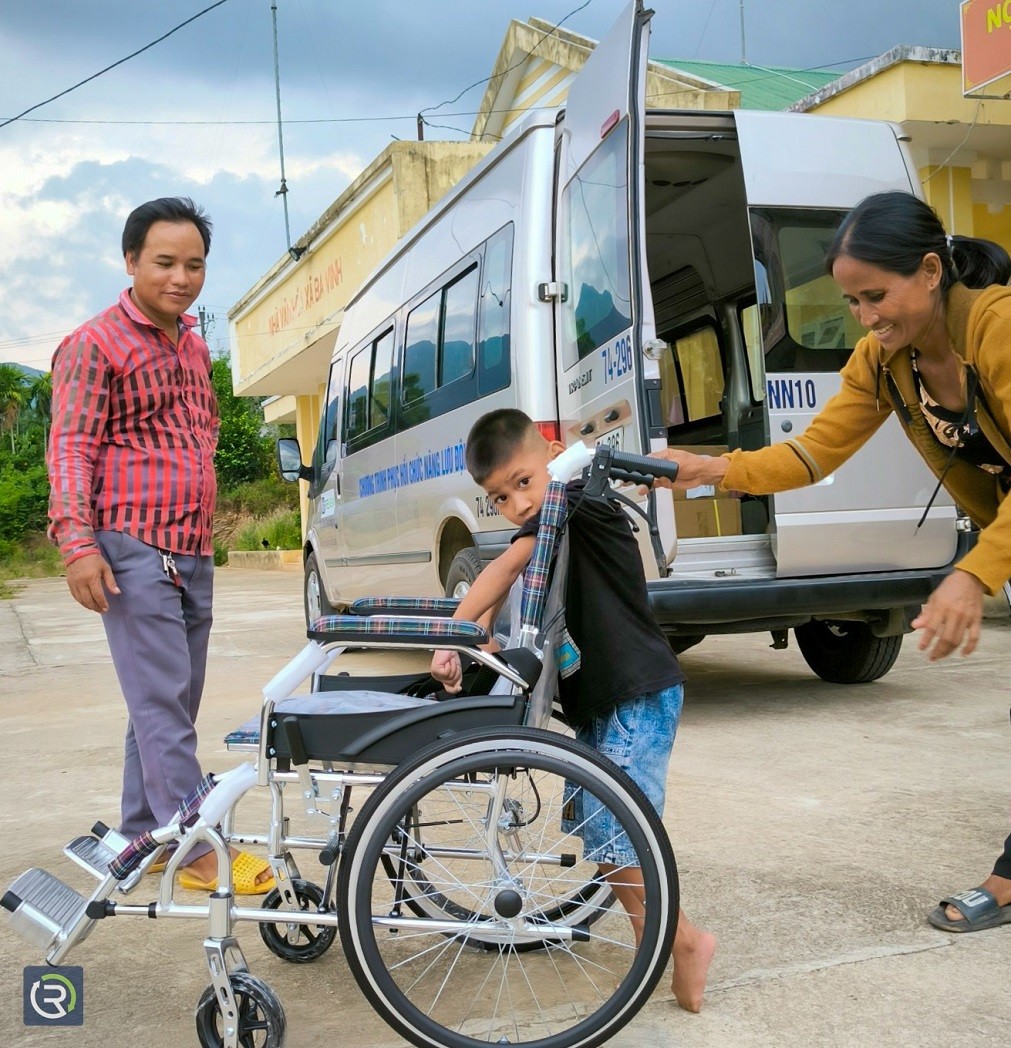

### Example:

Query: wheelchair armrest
xmin=349 ymin=596 xmax=461 ymax=617
xmin=307 ymin=614 xmax=489 ymax=647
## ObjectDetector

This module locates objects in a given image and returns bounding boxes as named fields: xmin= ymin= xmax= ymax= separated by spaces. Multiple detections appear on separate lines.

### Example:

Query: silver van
xmin=278 ymin=0 xmax=968 ymax=683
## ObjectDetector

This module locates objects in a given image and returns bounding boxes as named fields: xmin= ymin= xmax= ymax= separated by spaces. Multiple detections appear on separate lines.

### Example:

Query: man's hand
xmin=645 ymin=448 xmax=730 ymax=491
xmin=65 ymin=553 xmax=120 ymax=613
xmin=911 ymin=569 xmax=985 ymax=661
xmin=431 ymin=649 xmax=463 ymax=693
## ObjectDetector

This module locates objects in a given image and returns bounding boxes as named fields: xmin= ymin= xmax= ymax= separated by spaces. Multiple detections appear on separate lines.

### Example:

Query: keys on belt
xmin=159 ymin=549 xmax=182 ymax=587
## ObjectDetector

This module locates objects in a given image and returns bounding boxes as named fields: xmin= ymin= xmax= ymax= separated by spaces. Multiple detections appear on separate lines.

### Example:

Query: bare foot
xmin=671 ymin=923 xmax=717 ymax=1013
xmin=944 ymin=873 xmax=1011 ymax=923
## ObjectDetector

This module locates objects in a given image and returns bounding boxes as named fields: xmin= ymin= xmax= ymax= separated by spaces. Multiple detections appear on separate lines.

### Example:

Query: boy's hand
xmin=431 ymin=649 xmax=463 ymax=693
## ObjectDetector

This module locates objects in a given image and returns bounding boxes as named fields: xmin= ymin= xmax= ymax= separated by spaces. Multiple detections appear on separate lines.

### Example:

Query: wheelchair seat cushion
xmin=225 ymin=689 xmax=527 ymax=766
xmin=226 ymin=691 xmax=435 ymax=745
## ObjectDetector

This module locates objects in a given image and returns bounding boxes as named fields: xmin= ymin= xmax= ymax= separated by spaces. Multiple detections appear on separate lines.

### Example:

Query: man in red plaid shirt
xmin=47 ymin=198 xmax=273 ymax=893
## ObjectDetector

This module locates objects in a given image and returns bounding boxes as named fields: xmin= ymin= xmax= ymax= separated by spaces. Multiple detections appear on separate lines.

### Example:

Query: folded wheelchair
xmin=3 ymin=443 xmax=681 ymax=1048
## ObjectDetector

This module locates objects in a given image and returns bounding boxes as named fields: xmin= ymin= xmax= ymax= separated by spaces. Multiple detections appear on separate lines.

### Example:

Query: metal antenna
xmin=739 ymin=0 xmax=747 ymax=65
xmin=271 ymin=0 xmax=302 ymax=259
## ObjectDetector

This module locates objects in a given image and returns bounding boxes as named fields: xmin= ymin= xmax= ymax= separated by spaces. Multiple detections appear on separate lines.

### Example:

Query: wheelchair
xmin=3 ymin=444 xmax=681 ymax=1048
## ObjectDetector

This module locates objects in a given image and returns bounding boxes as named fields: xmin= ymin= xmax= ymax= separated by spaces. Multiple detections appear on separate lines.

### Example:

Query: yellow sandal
xmin=177 ymin=851 xmax=276 ymax=895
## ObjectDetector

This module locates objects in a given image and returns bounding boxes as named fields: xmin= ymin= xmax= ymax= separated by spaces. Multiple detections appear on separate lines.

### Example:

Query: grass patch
xmin=0 ymin=533 xmax=62 ymax=599
xmin=234 ymin=508 xmax=302 ymax=552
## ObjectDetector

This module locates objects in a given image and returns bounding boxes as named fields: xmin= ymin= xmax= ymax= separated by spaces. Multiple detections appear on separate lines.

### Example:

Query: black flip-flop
xmin=928 ymin=886 xmax=1011 ymax=933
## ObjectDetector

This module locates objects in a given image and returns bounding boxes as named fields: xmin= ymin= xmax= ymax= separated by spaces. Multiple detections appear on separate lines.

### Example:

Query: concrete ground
xmin=1 ymin=567 xmax=1010 ymax=1047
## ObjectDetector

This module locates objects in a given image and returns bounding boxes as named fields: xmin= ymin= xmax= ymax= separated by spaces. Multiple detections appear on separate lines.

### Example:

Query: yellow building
xmin=789 ymin=46 xmax=1011 ymax=247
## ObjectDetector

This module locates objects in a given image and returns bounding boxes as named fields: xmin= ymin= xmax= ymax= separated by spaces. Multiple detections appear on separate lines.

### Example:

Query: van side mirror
xmin=276 ymin=437 xmax=312 ymax=483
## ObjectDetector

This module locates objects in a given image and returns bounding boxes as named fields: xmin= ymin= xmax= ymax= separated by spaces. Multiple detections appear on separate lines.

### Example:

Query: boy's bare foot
xmin=671 ymin=923 xmax=717 ymax=1013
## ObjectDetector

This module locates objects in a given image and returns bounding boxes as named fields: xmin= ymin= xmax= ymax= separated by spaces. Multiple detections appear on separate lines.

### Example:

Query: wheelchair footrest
xmin=64 ymin=835 xmax=119 ymax=880
xmin=3 ymin=868 xmax=89 ymax=953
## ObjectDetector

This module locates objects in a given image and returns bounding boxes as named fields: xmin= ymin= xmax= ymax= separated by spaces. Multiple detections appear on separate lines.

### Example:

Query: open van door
xmin=732 ymin=110 xmax=957 ymax=577
xmin=552 ymin=0 xmax=675 ymax=568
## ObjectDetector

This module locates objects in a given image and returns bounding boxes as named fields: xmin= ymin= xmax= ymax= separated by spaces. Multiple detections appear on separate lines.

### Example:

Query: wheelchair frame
xmin=3 ymin=443 xmax=682 ymax=1048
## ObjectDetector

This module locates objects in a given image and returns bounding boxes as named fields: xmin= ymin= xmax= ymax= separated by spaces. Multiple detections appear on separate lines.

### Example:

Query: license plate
xmin=596 ymin=427 xmax=623 ymax=451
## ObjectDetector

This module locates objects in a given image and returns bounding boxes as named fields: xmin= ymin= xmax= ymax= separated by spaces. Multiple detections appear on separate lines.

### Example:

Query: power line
xmin=0 ymin=0 xmax=233 ymax=131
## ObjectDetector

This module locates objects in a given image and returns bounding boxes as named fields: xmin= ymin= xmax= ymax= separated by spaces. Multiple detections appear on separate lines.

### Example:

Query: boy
xmin=431 ymin=408 xmax=716 ymax=1012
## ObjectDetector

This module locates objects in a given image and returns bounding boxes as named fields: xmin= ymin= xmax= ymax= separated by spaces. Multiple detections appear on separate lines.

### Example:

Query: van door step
xmin=3 ymin=868 xmax=88 ymax=954
xmin=64 ymin=835 xmax=118 ymax=880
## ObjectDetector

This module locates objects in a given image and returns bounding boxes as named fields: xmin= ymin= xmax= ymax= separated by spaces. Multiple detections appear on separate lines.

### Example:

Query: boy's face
xmin=482 ymin=435 xmax=566 ymax=526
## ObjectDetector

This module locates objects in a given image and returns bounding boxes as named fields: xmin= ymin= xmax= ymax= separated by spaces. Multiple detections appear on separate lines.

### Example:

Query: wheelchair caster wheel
xmin=259 ymin=879 xmax=337 ymax=963
xmin=195 ymin=971 xmax=286 ymax=1048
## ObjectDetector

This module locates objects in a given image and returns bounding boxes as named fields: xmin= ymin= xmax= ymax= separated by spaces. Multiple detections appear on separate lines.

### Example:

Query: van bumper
xmin=647 ymin=531 xmax=975 ymax=636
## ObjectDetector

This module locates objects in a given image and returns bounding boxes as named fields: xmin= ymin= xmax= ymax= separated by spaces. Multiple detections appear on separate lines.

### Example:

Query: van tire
xmin=794 ymin=620 xmax=902 ymax=684
xmin=304 ymin=552 xmax=336 ymax=627
xmin=669 ymin=634 xmax=704 ymax=656
xmin=445 ymin=547 xmax=483 ymax=599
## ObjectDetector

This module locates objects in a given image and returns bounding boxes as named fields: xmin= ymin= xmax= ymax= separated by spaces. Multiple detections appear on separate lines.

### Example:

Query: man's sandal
xmin=928 ymin=887 xmax=1011 ymax=933
xmin=177 ymin=851 xmax=276 ymax=895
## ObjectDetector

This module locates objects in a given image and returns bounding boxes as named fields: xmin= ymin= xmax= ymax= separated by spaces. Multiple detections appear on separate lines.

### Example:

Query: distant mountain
xmin=2 ymin=363 xmax=44 ymax=378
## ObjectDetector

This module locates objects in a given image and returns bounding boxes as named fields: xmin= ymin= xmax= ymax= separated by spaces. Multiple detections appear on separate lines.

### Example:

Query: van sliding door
xmin=553 ymin=0 xmax=673 ymax=564
xmin=733 ymin=110 xmax=956 ymax=577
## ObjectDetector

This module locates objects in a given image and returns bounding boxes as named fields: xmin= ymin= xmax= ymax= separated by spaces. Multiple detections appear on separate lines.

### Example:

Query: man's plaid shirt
xmin=48 ymin=289 xmax=220 ymax=566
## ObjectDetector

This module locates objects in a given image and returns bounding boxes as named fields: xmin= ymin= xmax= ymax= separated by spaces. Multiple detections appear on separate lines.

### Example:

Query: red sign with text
xmin=962 ymin=0 xmax=1011 ymax=93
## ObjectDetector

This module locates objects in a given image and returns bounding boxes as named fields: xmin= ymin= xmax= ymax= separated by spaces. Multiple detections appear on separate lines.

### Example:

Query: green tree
xmin=0 ymin=364 xmax=28 ymax=453
xmin=210 ymin=356 xmax=275 ymax=488
xmin=28 ymin=371 xmax=52 ymax=428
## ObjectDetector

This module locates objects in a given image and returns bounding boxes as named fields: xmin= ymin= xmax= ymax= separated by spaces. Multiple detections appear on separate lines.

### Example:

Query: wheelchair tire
xmin=337 ymin=727 xmax=678 ymax=1048
xmin=195 ymin=971 xmax=286 ymax=1048
xmin=259 ymin=878 xmax=337 ymax=963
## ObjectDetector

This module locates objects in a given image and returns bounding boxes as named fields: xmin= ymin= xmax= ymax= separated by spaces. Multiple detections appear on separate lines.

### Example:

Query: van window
xmin=346 ymin=327 xmax=395 ymax=451
xmin=400 ymin=262 xmax=480 ymax=428
xmin=559 ymin=122 xmax=632 ymax=361
xmin=441 ymin=267 xmax=478 ymax=385
xmin=312 ymin=357 xmax=343 ymax=478
xmin=478 ymin=224 xmax=512 ymax=395
xmin=749 ymin=207 xmax=860 ymax=373
xmin=403 ymin=294 xmax=440 ymax=404
xmin=660 ymin=326 xmax=725 ymax=429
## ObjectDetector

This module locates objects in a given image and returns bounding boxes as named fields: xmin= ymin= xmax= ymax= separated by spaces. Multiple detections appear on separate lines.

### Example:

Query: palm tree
xmin=27 ymin=371 xmax=53 ymax=448
xmin=0 ymin=364 xmax=28 ymax=453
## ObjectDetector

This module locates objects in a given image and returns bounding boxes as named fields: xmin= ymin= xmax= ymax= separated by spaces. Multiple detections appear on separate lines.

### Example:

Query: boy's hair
xmin=466 ymin=409 xmax=539 ymax=485
xmin=122 ymin=196 xmax=213 ymax=259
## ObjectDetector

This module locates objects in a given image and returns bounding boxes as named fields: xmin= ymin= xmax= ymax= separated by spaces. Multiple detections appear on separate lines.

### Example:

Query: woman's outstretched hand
xmin=911 ymin=569 xmax=985 ymax=660
xmin=645 ymin=448 xmax=730 ymax=490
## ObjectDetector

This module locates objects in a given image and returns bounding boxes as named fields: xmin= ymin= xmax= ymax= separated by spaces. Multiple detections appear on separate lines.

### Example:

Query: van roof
xmin=344 ymin=109 xmax=557 ymax=312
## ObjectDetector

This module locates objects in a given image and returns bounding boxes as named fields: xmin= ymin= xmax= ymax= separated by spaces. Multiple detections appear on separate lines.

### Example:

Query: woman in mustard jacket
xmin=652 ymin=191 xmax=1011 ymax=934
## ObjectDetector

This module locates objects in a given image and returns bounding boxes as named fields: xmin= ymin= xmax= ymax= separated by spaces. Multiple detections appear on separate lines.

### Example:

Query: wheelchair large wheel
xmin=338 ymin=728 xmax=678 ymax=1048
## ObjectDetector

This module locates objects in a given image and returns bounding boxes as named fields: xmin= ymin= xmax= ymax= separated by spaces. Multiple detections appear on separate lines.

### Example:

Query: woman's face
xmin=831 ymin=252 xmax=943 ymax=351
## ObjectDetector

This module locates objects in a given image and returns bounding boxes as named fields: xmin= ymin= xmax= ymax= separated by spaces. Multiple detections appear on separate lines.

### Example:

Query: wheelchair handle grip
xmin=605 ymin=448 xmax=680 ymax=484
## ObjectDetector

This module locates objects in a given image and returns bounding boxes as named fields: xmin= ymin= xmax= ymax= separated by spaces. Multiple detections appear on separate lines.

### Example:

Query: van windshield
xmin=745 ymin=207 xmax=866 ymax=379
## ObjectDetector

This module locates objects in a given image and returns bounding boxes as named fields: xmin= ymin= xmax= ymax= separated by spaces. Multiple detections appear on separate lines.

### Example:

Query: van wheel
xmin=795 ymin=620 xmax=902 ymax=683
xmin=445 ymin=547 xmax=483 ymax=599
xmin=668 ymin=634 xmax=704 ymax=655
xmin=304 ymin=552 xmax=336 ymax=627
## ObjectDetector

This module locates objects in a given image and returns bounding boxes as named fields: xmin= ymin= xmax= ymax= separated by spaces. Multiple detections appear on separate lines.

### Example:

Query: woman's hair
xmin=825 ymin=190 xmax=1011 ymax=291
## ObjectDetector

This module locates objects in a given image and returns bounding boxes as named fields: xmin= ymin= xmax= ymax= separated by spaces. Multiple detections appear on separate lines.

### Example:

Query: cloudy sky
xmin=0 ymin=0 xmax=962 ymax=371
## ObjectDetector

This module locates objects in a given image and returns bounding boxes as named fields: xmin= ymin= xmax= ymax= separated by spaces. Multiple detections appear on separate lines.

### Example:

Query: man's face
xmin=481 ymin=436 xmax=565 ymax=526
xmin=126 ymin=219 xmax=206 ymax=328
